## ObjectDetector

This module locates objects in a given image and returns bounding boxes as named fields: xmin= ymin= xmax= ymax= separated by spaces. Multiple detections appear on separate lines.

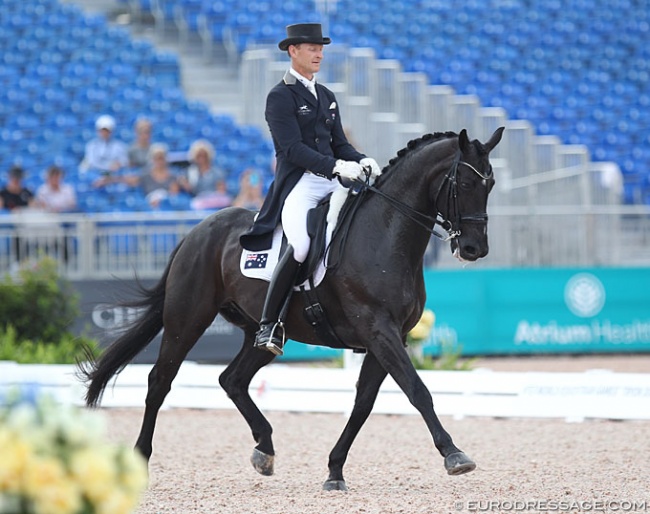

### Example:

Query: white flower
xmin=0 ymin=388 xmax=148 ymax=514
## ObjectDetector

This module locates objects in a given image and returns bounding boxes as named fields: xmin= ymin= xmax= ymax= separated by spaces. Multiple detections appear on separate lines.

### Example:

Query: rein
xmin=355 ymin=150 xmax=490 ymax=241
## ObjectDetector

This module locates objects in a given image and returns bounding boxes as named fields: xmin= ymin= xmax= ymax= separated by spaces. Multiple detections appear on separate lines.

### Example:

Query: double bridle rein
xmin=356 ymin=150 xmax=492 ymax=241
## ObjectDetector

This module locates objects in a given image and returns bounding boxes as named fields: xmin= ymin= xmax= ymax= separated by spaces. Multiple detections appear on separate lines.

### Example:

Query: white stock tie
xmin=306 ymin=81 xmax=317 ymax=99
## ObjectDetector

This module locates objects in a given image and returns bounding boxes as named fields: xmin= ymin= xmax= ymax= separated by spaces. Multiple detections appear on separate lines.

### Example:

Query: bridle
xmin=355 ymin=150 xmax=493 ymax=241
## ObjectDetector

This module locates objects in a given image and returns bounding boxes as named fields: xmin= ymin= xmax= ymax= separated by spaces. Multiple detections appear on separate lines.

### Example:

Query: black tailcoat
xmin=240 ymin=70 xmax=365 ymax=251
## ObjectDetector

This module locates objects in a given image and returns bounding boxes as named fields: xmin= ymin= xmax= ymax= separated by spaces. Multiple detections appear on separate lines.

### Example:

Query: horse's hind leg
xmin=219 ymin=328 xmax=277 ymax=476
xmin=135 ymin=314 xmax=217 ymax=460
xmin=324 ymin=352 xmax=388 ymax=491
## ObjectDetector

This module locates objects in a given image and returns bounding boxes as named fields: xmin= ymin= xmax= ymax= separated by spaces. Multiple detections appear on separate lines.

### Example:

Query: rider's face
xmin=290 ymin=43 xmax=323 ymax=80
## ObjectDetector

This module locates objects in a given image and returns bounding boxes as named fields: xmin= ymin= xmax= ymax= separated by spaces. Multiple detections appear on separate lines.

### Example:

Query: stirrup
xmin=254 ymin=321 xmax=286 ymax=356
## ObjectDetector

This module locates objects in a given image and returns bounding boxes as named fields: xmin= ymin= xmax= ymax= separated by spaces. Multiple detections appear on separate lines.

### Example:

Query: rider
xmin=240 ymin=22 xmax=381 ymax=356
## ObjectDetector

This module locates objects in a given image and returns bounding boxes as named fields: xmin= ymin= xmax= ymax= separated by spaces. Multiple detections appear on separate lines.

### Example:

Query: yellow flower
xmin=116 ymin=447 xmax=149 ymax=495
xmin=0 ymin=431 xmax=31 ymax=492
xmin=408 ymin=321 xmax=430 ymax=341
xmin=70 ymin=447 xmax=118 ymax=503
xmin=97 ymin=489 xmax=140 ymax=514
xmin=420 ymin=309 xmax=436 ymax=327
xmin=408 ymin=309 xmax=436 ymax=342
xmin=31 ymin=476 xmax=82 ymax=514
xmin=1 ymin=389 xmax=148 ymax=514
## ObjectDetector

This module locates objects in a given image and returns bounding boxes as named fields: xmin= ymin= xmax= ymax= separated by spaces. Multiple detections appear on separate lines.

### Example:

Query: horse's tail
xmin=78 ymin=239 xmax=184 ymax=407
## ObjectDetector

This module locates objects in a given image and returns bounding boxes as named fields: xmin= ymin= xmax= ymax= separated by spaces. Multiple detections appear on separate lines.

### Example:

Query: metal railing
xmin=0 ymin=211 xmax=204 ymax=279
xmin=1 ymin=199 xmax=649 ymax=281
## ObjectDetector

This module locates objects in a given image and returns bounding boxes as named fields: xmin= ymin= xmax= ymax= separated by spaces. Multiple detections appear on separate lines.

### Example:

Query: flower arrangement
xmin=0 ymin=388 xmax=148 ymax=514
xmin=407 ymin=309 xmax=436 ymax=344
xmin=406 ymin=308 xmax=436 ymax=362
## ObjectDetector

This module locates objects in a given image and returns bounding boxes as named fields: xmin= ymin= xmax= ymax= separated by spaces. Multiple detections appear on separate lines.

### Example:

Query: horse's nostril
xmin=462 ymin=245 xmax=478 ymax=258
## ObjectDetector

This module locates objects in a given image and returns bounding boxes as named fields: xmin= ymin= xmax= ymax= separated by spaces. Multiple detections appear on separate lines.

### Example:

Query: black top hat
xmin=278 ymin=23 xmax=331 ymax=51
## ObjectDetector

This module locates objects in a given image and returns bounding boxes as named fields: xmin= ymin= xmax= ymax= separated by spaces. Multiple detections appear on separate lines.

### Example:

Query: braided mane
xmin=386 ymin=131 xmax=458 ymax=168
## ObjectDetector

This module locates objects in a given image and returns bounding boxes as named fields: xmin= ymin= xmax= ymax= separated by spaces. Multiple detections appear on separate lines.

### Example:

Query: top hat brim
xmin=278 ymin=36 xmax=331 ymax=51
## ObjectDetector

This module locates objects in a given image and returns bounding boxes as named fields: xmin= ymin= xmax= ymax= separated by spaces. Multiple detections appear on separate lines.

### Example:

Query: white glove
xmin=333 ymin=160 xmax=364 ymax=181
xmin=360 ymin=157 xmax=382 ymax=180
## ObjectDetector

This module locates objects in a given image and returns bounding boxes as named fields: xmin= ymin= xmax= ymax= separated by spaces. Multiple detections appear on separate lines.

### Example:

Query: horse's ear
xmin=458 ymin=129 xmax=470 ymax=153
xmin=484 ymin=126 xmax=505 ymax=153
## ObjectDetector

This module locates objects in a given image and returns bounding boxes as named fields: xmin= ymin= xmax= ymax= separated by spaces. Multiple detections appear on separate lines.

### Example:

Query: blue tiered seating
xmin=158 ymin=0 xmax=648 ymax=205
xmin=337 ymin=0 xmax=650 ymax=204
xmin=0 ymin=0 xmax=275 ymax=213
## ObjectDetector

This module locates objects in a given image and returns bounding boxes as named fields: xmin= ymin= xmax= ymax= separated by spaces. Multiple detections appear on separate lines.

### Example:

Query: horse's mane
xmin=385 ymin=131 xmax=458 ymax=170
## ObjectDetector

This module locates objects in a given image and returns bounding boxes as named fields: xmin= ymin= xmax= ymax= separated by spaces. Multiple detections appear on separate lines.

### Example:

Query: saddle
xmin=296 ymin=190 xmax=367 ymax=352
xmin=240 ymin=188 xmax=367 ymax=351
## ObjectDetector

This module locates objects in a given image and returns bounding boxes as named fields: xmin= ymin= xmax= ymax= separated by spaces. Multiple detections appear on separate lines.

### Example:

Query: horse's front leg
xmin=370 ymin=330 xmax=476 ymax=476
xmin=324 ymin=351 xmax=388 ymax=491
xmin=219 ymin=328 xmax=277 ymax=476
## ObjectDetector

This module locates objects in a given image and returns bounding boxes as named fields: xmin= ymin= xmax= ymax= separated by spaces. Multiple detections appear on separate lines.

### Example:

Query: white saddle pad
xmin=239 ymin=224 xmax=328 ymax=290
xmin=239 ymin=187 xmax=350 ymax=290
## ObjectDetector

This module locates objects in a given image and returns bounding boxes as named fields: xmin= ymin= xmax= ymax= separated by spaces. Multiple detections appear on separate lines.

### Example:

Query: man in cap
xmin=240 ymin=22 xmax=381 ymax=356
xmin=80 ymin=114 xmax=129 ymax=180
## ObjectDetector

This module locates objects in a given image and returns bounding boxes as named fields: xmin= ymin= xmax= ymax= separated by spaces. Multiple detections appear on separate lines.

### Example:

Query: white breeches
xmin=281 ymin=172 xmax=346 ymax=263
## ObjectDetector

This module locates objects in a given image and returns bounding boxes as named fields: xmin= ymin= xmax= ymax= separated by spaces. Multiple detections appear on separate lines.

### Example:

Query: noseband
xmin=357 ymin=150 xmax=492 ymax=241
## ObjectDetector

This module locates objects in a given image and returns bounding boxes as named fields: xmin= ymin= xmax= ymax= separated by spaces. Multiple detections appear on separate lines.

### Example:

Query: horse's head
xmin=437 ymin=127 xmax=504 ymax=262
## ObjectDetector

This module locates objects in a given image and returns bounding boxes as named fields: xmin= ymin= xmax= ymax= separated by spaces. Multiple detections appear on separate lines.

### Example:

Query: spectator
xmin=179 ymin=139 xmax=227 ymax=196
xmin=189 ymin=179 xmax=233 ymax=210
xmin=0 ymin=165 xmax=34 ymax=211
xmin=80 ymin=114 xmax=128 ymax=181
xmin=138 ymin=143 xmax=180 ymax=208
xmin=232 ymin=168 xmax=265 ymax=210
xmin=34 ymin=165 xmax=77 ymax=213
xmin=128 ymin=117 xmax=154 ymax=170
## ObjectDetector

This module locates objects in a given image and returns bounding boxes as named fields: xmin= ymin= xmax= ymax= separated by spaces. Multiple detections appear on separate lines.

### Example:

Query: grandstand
xmin=0 ymin=0 xmax=648 ymax=278
xmin=0 ymin=0 xmax=275 ymax=201
xmin=126 ymin=0 xmax=650 ymax=202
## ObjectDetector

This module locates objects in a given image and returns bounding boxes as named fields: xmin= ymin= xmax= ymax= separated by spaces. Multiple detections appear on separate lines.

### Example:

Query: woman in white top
xmin=35 ymin=165 xmax=77 ymax=213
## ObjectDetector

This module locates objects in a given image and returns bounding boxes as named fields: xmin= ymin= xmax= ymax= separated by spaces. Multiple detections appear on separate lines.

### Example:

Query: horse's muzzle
xmin=451 ymin=237 xmax=489 ymax=262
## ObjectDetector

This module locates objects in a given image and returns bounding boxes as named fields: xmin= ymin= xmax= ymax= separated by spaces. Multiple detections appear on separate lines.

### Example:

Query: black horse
xmin=80 ymin=127 xmax=504 ymax=491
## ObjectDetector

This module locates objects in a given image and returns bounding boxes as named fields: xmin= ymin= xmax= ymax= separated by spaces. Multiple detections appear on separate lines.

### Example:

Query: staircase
xmin=63 ymin=0 xmax=245 ymax=124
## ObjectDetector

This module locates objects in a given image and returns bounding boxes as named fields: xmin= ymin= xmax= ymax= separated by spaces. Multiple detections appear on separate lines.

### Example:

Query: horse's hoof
xmin=444 ymin=452 xmax=476 ymax=476
xmin=251 ymin=448 xmax=274 ymax=476
xmin=322 ymin=479 xmax=348 ymax=492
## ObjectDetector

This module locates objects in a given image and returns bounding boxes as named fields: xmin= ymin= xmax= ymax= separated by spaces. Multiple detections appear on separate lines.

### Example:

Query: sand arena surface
xmin=103 ymin=355 xmax=650 ymax=514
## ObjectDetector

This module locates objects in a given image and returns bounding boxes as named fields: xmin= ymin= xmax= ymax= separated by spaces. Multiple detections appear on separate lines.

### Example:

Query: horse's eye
xmin=460 ymin=179 xmax=473 ymax=189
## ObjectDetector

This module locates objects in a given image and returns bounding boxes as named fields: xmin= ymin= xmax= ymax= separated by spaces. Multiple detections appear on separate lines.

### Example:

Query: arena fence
xmin=2 ymin=361 xmax=649 ymax=421
xmin=0 ymin=202 xmax=648 ymax=281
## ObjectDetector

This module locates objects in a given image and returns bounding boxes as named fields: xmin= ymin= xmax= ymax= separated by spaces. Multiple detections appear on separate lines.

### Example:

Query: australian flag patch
xmin=245 ymin=252 xmax=268 ymax=269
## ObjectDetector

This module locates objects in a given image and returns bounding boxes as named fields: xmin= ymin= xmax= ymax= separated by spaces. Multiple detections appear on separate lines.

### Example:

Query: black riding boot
xmin=254 ymin=245 xmax=301 ymax=356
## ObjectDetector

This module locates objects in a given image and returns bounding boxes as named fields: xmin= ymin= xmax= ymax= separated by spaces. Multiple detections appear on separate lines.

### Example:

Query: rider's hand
xmin=359 ymin=157 xmax=381 ymax=180
xmin=333 ymin=160 xmax=364 ymax=181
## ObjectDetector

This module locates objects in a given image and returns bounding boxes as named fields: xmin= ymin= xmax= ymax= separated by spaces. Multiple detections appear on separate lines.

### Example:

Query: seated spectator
xmin=128 ymin=117 xmax=154 ymax=171
xmin=80 ymin=114 xmax=129 ymax=184
xmin=190 ymin=180 xmax=233 ymax=210
xmin=232 ymin=168 xmax=264 ymax=210
xmin=34 ymin=165 xmax=77 ymax=213
xmin=0 ymin=165 xmax=34 ymax=210
xmin=179 ymin=139 xmax=227 ymax=196
xmin=138 ymin=143 xmax=180 ymax=208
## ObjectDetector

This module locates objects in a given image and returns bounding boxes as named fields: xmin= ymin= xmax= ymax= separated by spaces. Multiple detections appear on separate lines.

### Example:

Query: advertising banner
xmin=71 ymin=267 xmax=650 ymax=363
xmin=71 ymin=279 xmax=244 ymax=364
xmin=422 ymin=267 xmax=650 ymax=355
